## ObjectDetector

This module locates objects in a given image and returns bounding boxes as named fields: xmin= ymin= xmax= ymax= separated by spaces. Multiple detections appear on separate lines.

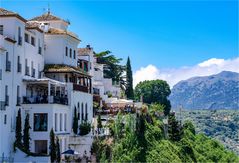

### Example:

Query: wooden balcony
xmin=73 ymin=84 xmax=89 ymax=93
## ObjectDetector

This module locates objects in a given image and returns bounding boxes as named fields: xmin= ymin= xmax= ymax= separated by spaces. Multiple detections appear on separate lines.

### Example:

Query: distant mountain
xmin=169 ymin=71 xmax=239 ymax=110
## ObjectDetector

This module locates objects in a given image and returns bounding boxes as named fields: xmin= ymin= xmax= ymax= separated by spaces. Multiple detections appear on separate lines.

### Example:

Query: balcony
xmin=25 ymin=66 xmax=30 ymax=76
xmin=32 ymin=68 xmax=36 ymax=78
xmin=16 ymin=96 xmax=21 ymax=106
xmin=73 ymin=84 xmax=89 ymax=93
xmin=22 ymin=95 xmax=68 ymax=105
xmin=17 ymin=63 xmax=22 ymax=73
xmin=5 ymin=61 xmax=11 ymax=72
xmin=5 ymin=95 xmax=9 ymax=106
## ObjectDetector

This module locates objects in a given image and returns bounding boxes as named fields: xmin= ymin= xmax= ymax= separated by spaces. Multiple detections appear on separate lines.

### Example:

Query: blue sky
xmin=1 ymin=0 xmax=238 ymax=72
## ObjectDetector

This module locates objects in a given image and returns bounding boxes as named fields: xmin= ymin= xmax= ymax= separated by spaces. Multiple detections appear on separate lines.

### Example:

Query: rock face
xmin=169 ymin=71 xmax=239 ymax=110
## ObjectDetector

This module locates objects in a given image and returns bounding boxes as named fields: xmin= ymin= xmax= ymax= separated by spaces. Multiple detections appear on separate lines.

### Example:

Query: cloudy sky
xmin=133 ymin=57 xmax=239 ymax=88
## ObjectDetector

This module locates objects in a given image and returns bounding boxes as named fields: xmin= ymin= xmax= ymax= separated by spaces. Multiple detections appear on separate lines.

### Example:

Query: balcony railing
xmin=73 ymin=84 xmax=89 ymax=93
xmin=22 ymin=95 xmax=68 ymax=105
xmin=32 ymin=68 xmax=35 ymax=78
xmin=25 ymin=66 xmax=30 ymax=76
xmin=6 ymin=61 xmax=11 ymax=72
xmin=17 ymin=63 xmax=22 ymax=73
xmin=16 ymin=96 xmax=21 ymax=106
xmin=5 ymin=95 xmax=9 ymax=106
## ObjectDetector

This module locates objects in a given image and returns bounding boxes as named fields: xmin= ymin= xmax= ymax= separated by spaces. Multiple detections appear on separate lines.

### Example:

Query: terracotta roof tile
xmin=44 ymin=64 xmax=90 ymax=76
xmin=0 ymin=8 xmax=15 ymax=15
xmin=46 ymin=27 xmax=80 ymax=41
xmin=78 ymin=48 xmax=91 ymax=56
xmin=0 ymin=8 xmax=26 ymax=22
xmin=30 ymin=12 xmax=69 ymax=24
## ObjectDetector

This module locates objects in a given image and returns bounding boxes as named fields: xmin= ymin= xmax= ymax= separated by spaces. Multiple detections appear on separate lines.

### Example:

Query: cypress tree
xmin=23 ymin=113 xmax=31 ymax=152
xmin=56 ymin=136 xmax=61 ymax=163
xmin=125 ymin=56 xmax=134 ymax=99
xmin=72 ymin=107 xmax=78 ymax=134
xmin=168 ymin=113 xmax=183 ymax=141
xmin=49 ymin=128 xmax=56 ymax=162
xmin=15 ymin=108 xmax=22 ymax=148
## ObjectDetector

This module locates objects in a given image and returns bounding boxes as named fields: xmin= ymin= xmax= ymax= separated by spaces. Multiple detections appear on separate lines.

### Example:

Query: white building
xmin=0 ymin=8 xmax=93 ymax=161
xmin=78 ymin=45 xmax=122 ymax=108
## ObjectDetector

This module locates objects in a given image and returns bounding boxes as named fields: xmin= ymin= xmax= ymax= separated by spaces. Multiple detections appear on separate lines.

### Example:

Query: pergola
xmin=23 ymin=77 xmax=67 ymax=104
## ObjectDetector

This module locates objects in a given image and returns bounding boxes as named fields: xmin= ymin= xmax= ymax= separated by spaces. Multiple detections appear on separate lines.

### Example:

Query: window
xmin=60 ymin=113 xmax=62 ymax=131
xmin=34 ymin=113 xmax=48 ymax=131
xmin=64 ymin=114 xmax=67 ymax=131
xmin=17 ymin=56 xmax=21 ymax=73
xmin=73 ymin=50 xmax=76 ymax=59
xmin=35 ymin=140 xmax=47 ymax=154
xmin=0 ymin=69 xmax=2 ymax=80
xmin=18 ymin=27 xmax=22 ymax=45
xmin=31 ymin=37 xmax=35 ymax=46
xmin=25 ymin=33 xmax=29 ymax=43
xmin=4 ymin=115 xmax=7 ymax=124
xmin=5 ymin=52 xmax=11 ymax=72
xmin=65 ymin=47 xmax=68 ymax=56
xmin=55 ymin=113 xmax=58 ymax=132
xmin=65 ymin=74 xmax=68 ymax=82
xmin=5 ymin=85 xmax=9 ymax=106
xmin=85 ymin=103 xmax=88 ymax=121
xmin=70 ymin=48 xmax=72 ymax=58
xmin=17 ymin=85 xmax=20 ymax=105
xmin=25 ymin=59 xmax=29 ymax=76
xmin=0 ymin=25 xmax=3 ymax=35
xmin=81 ymin=103 xmax=84 ymax=121
xmin=38 ymin=39 xmax=42 ymax=54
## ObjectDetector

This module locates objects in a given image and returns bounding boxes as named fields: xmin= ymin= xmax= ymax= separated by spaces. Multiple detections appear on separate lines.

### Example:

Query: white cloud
xmin=133 ymin=57 xmax=239 ymax=88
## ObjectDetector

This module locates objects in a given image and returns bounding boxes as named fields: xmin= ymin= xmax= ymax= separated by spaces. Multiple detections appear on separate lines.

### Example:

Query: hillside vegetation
xmin=176 ymin=109 xmax=239 ymax=155
xmin=92 ymin=106 xmax=239 ymax=162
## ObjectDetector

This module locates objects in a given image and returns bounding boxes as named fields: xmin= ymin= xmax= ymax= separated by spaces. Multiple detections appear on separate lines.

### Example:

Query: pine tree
xmin=23 ymin=113 xmax=31 ymax=152
xmin=56 ymin=136 xmax=61 ymax=163
xmin=125 ymin=56 xmax=134 ymax=99
xmin=49 ymin=128 xmax=56 ymax=162
xmin=15 ymin=108 xmax=22 ymax=148
xmin=72 ymin=107 xmax=78 ymax=134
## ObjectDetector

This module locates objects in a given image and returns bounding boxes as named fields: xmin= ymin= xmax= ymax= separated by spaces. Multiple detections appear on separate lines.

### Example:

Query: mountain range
xmin=169 ymin=71 xmax=239 ymax=110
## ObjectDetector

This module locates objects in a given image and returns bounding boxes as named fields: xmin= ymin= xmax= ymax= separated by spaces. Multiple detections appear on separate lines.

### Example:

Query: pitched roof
xmin=26 ymin=21 xmax=43 ymax=33
xmin=78 ymin=45 xmax=93 ymax=56
xmin=0 ymin=8 xmax=26 ymax=22
xmin=46 ymin=27 xmax=80 ymax=41
xmin=78 ymin=48 xmax=91 ymax=56
xmin=44 ymin=64 xmax=90 ymax=76
xmin=30 ymin=12 xmax=69 ymax=24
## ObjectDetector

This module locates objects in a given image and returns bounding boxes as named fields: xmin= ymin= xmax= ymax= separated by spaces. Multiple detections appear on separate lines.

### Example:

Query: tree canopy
xmin=135 ymin=80 xmax=171 ymax=115
xmin=95 ymin=50 xmax=126 ymax=90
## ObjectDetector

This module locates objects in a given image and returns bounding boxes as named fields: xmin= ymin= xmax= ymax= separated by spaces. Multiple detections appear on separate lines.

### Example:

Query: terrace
xmin=22 ymin=77 xmax=68 ymax=105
